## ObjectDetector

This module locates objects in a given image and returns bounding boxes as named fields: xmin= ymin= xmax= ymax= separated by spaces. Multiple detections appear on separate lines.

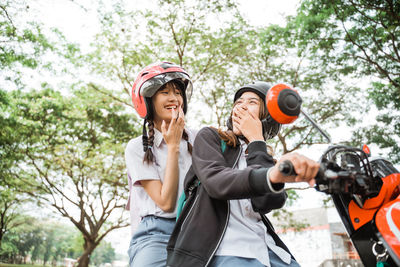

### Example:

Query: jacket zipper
xmin=181 ymin=194 xmax=199 ymax=230
xmin=205 ymin=200 xmax=230 ymax=267
xmin=205 ymin=146 xmax=242 ymax=266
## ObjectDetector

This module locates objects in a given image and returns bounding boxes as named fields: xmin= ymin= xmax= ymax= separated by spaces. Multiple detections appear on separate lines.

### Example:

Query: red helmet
xmin=131 ymin=62 xmax=193 ymax=119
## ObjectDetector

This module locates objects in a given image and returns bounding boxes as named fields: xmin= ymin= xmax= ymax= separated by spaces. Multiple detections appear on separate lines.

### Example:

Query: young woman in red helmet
xmin=125 ymin=62 xmax=196 ymax=267
xmin=167 ymin=81 xmax=319 ymax=267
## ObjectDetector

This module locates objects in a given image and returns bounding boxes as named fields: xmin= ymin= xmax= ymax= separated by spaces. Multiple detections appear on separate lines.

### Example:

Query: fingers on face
xmin=168 ymin=108 xmax=184 ymax=130
xmin=234 ymin=106 xmax=247 ymax=117
xmin=178 ymin=107 xmax=185 ymax=119
xmin=176 ymin=107 xmax=185 ymax=126
xmin=232 ymin=115 xmax=241 ymax=124
xmin=171 ymin=107 xmax=178 ymax=119
xmin=176 ymin=116 xmax=185 ymax=127
xmin=161 ymin=120 xmax=167 ymax=133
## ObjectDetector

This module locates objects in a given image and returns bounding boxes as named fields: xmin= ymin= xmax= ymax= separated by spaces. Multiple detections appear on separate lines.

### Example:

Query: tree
xmin=0 ymin=0 xmax=55 ymax=250
xmin=88 ymin=0 xmax=261 ymax=127
xmin=41 ymin=221 xmax=80 ymax=266
xmin=1 ymin=1 xmax=140 ymax=265
xmin=78 ymin=0 xmax=365 ymax=228
xmin=0 ymin=0 xmax=55 ymax=89
xmin=0 ymin=216 xmax=44 ymax=264
xmin=0 ymin=192 xmax=26 ymax=254
xmin=6 ymin=87 xmax=138 ymax=266
xmin=292 ymin=0 xmax=400 ymax=162
xmin=0 ymin=216 xmax=82 ymax=264
xmin=247 ymin=9 xmax=366 ymax=155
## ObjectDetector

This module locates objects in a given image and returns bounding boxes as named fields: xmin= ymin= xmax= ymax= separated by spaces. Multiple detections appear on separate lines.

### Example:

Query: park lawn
xmin=0 ymin=264 xmax=44 ymax=267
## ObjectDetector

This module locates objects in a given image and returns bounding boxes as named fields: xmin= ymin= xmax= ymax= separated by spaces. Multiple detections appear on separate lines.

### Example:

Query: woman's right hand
xmin=232 ymin=106 xmax=264 ymax=142
xmin=161 ymin=107 xmax=185 ymax=149
xmin=269 ymin=152 xmax=319 ymax=186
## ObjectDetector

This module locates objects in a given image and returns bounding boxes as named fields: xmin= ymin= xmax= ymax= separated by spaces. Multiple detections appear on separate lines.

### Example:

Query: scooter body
xmin=321 ymin=154 xmax=400 ymax=266
xmin=266 ymin=83 xmax=400 ymax=266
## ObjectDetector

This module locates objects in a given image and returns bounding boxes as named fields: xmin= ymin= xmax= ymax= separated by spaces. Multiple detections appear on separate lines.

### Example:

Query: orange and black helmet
xmin=230 ymin=81 xmax=302 ymax=140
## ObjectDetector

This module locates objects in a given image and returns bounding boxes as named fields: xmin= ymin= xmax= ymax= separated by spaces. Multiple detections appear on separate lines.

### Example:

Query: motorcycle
xmin=268 ymin=84 xmax=400 ymax=267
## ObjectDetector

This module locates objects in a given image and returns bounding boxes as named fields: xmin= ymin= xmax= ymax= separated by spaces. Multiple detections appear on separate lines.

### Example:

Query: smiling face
xmin=152 ymin=81 xmax=184 ymax=125
xmin=232 ymin=91 xmax=263 ymax=135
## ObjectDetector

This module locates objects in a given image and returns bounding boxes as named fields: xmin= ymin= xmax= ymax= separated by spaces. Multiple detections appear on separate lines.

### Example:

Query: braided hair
xmin=143 ymin=119 xmax=155 ymax=164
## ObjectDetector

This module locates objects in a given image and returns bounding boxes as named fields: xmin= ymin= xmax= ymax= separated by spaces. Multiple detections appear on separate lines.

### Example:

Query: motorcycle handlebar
xmin=278 ymin=159 xmax=380 ymax=196
xmin=278 ymin=160 xmax=325 ymax=180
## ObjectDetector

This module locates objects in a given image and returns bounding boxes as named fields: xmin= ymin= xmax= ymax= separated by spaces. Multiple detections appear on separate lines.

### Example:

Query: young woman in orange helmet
xmin=125 ymin=62 xmax=196 ymax=267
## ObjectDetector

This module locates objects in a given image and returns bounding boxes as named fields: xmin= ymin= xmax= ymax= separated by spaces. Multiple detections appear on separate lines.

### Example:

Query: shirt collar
xmin=152 ymin=128 xmax=194 ymax=148
xmin=239 ymin=138 xmax=247 ymax=148
xmin=153 ymin=128 xmax=164 ymax=148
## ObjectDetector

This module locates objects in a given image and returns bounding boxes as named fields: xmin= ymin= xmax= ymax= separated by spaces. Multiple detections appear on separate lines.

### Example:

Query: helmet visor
xmin=140 ymin=72 xmax=192 ymax=99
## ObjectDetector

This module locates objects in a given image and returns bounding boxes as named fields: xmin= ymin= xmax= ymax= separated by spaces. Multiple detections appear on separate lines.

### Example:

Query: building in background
xmin=268 ymin=207 xmax=363 ymax=267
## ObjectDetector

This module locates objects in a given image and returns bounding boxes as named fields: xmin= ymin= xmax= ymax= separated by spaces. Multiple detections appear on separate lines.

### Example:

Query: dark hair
xmin=142 ymin=81 xmax=192 ymax=164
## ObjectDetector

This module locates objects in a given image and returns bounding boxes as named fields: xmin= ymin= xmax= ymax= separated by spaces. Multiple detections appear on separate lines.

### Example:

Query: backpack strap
xmin=176 ymin=139 xmax=227 ymax=220
xmin=221 ymin=139 xmax=226 ymax=153
xmin=176 ymin=190 xmax=187 ymax=218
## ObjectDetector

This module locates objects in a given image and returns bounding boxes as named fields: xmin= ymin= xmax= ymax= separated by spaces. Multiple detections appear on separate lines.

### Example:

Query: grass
xmin=0 ymin=264 xmax=44 ymax=267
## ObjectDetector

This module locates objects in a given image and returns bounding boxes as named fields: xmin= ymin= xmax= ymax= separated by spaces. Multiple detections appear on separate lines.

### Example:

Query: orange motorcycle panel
xmin=349 ymin=200 xmax=377 ymax=230
xmin=375 ymin=198 xmax=400 ymax=260
xmin=364 ymin=173 xmax=400 ymax=209
xmin=349 ymin=173 xmax=400 ymax=230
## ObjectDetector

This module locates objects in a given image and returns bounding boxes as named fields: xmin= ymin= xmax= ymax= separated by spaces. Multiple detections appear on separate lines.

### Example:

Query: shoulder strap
xmin=221 ymin=139 xmax=226 ymax=153
xmin=176 ymin=191 xmax=187 ymax=219
xmin=176 ymin=138 xmax=227 ymax=220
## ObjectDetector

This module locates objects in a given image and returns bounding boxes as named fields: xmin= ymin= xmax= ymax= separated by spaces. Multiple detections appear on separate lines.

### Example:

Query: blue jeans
xmin=209 ymin=249 xmax=301 ymax=267
xmin=128 ymin=215 xmax=175 ymax=267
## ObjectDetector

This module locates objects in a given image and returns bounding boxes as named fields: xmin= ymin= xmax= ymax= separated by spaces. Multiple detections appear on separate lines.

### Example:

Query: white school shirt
xmin=125 ymin=128 xmax=196 ymax=235
xmin=215 ymin=140 xmax=292 ymax=266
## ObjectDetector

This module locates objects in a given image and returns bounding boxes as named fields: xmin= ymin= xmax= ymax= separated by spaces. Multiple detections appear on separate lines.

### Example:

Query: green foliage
xmin=3 ymin=0 xmax=398 ymax=254
xmin=0 ymin=0 xmax=54 ymax=88
xmin=2 ymin=85 xmax=137 ymax=265
xmin=90 ymin=241 xmax=116 ymax=265
xmin=256 ymin=6 xmax=366 ymax=153
xmin=0 ymin=216 xmax=114 ymax=265
xmin=0 ymin=216 xmax=44 ymax=263
xmin=293 ymin=0 xmax=400 ymax=163
xmin=271 ymin=208 xmax=310 ymax=233
xmin=88 ymin=0 xmax=260 ymax=127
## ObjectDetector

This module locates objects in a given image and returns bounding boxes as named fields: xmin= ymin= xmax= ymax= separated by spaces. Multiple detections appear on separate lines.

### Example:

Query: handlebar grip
xmin=278 ymin=160 xmax=325 ymax=180
xmin=279 ymin=160 xmax=296 ymax=176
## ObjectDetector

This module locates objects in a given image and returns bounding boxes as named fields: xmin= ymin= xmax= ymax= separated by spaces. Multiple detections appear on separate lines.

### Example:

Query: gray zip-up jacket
xmin=167 ymin=127 xmax=294 ymax=267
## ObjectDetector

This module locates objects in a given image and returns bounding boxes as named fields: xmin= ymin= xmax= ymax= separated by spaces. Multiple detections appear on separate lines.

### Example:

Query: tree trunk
xmin=77 ymin=254 xmax=90 ymax=267
xmin=77 ymin=238 xmax=96 ymax=267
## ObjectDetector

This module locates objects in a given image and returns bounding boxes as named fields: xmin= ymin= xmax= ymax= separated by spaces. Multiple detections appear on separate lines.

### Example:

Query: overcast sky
xmin=30 ymin=0 xmax=299 ymax=48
